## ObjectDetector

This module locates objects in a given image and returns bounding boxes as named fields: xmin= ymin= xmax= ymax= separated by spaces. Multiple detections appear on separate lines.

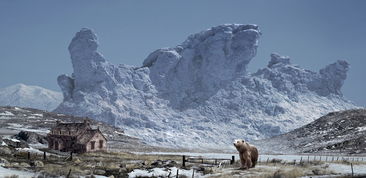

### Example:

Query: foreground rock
xmin=55 ymin=24 xmax=356 ymax=149
xmin=15 ymin=131 xmax=47 ymax=145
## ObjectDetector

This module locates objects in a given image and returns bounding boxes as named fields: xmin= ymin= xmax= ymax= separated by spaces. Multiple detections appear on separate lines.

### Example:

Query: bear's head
xmin=233 ymin=139 xmax=249 ymax=152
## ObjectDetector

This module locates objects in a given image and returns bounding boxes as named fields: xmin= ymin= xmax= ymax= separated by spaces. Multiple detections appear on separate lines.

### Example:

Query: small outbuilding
xmin=47 ymin=120 xmax=107 ymax=153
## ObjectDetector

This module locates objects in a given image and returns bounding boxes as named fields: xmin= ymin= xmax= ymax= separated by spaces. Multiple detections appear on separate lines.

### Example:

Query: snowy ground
xmin=130 ymin=152 xmax=366 ymax=177
xmin=0 ymin=166 xmax=37 ymax=178
xmin=129 ymin=167 xmax=201 ymax=177
xmin=134 ymin=152 xmax=366 ymax=163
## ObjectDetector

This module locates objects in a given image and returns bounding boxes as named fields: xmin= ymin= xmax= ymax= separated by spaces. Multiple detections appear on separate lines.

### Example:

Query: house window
xmin=99 ymin=140 xmax=103 ymax=148
xmin=55 ymin=141 xmax=59 ymax=150
xmin=59 ymin=130 xmax=61 ymax=135
xmin=91 ymin=141 xmax=95 ymax=150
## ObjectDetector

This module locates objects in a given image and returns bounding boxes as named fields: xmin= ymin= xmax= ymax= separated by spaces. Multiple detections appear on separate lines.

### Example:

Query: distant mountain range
xmin=0 ymin=83 xmax=63 ymax=111
xmin=256 ymin=109 xmax=366 ymax=154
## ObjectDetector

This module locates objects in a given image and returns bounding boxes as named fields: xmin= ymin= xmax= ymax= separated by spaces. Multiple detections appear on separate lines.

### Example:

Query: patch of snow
xmin=8 ymin=123 xmax=23 ymax=128
xmin=357 ymin=126 xmax=366 ymax=132
xmin=0 ymin=111 xmax=14 ymax=116
xmin=30 ymin=113 xmax=43 ymax=117
xmin=128 ymin=167 xmax=199 ymax=177
xmin=8 ymin=138 xmax=21 ymax=142
xmin=114 ymin=131 xmax=124 ymax=135
xmin=328 ymin=163 xmax=366 ymax=174
xmin=0 ymin=116 xmax=11 ymax=120
xmin=0 ymin=166 xmax=36 ymax=178
xmin=16 ymin=147 xmax=43 ymax=154
xmin=7 ymin=123 xmax=49 ymax=134
xmin=29 ymin=143 xmax=48 ymax=149
xmin=1 ymin=141 xmax=7 ymax=146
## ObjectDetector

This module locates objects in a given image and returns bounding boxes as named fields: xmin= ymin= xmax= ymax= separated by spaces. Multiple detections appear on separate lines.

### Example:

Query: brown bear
xmin=233 ymin=139 xmax=258 ymax=169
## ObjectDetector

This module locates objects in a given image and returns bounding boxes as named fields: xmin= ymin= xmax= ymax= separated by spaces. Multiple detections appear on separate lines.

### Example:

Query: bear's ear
xmin=242 ymin=139 xmax=245 ymax=143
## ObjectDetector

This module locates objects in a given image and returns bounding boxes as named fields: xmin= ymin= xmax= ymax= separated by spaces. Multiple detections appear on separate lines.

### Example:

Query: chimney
xmin=84 ymin=118 xmax=90 ymax=125
xmin=56 ymin=120 xmax=60 ymax=125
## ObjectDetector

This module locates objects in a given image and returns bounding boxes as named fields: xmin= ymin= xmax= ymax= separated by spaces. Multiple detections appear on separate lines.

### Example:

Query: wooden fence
xmin=182 ymin=155 xmax=235 ymax=167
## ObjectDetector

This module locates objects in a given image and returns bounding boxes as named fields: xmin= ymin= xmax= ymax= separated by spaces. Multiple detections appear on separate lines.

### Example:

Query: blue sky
xmin=0 ymin=1 xmax=365 ymax=106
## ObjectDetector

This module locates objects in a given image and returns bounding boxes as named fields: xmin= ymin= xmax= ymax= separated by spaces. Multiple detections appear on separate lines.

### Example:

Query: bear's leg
xmin=251 ymin=159 xmax=257 ymax=168
xmin=239 ymin=153 xmax=247 ymax=169
xmin=246 ymin=156 xmax=252 ymax=169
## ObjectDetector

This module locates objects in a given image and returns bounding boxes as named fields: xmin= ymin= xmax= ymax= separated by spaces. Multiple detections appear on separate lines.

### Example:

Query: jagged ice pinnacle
xmin=55 ymin=24 xmax=356 ymax=149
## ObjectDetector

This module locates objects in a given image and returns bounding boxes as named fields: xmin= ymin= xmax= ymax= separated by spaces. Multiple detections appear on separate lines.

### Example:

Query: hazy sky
xmin=0 ymin=1 xmax=365 ymax=106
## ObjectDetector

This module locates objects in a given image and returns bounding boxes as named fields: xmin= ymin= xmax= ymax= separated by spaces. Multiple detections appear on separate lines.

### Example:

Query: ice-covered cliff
xmin=55 ymin=25 xmax=356 ymax=149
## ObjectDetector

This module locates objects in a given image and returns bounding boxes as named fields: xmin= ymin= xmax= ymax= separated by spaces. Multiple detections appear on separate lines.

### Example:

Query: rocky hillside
xmin=0 ymin=106 xmax=167 ymax=152
xmin=256 ymin=109 xmax=366 ymax=154
xmin=54 ymin=24 xmax=356 ymax=149
xmin=0 ymin=84 xmax=63 ymax=111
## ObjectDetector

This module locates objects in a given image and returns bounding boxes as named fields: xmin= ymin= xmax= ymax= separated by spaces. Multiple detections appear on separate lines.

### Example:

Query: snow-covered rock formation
xmin=0 ymin=84 xmax=62 ymax=111
xmin=55 ymin=25 xmax=356 ymax=149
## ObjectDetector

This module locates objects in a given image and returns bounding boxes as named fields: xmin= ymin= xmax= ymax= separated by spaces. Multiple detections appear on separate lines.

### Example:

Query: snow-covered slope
xmin=55 ymin=24 xmax=357 ymax=149
xmin=0 ymin=84 xmax=62 ymax=111
xmin=256 ymin=109 xmax=366 ymax=154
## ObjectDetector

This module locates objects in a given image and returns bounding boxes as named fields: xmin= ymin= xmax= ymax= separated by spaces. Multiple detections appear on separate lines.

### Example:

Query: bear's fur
xmin=233 ymin=139 xmax=258 ymax=169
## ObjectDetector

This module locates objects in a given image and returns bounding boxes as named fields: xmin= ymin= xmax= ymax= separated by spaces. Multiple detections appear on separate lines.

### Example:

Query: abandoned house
xmin=47 ymin=120 xmax=107 ymax=153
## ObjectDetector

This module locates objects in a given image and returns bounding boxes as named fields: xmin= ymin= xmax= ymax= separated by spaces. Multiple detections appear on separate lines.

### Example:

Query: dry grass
xmin=203 ymin=161 xmax=339 ymax=178
xmin=4 ymin=175 xmax=19 ymax=178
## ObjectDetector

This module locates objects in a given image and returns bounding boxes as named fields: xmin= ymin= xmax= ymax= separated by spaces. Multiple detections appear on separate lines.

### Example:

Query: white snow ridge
xmin=0 ymin=83 xmax=63 ymax=111
xmin=54 ymin=24 xmax=356 ymax=150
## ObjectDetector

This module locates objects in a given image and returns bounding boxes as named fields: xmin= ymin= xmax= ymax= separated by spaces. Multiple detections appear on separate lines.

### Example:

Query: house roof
xmin=76 ymin=129 xmax=107 ymax=144
xmin=52 ymin=120 xmax=91 ymax=131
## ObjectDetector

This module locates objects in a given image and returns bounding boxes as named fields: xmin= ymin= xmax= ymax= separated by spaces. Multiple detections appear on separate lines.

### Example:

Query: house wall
xmin=85 ymin=133 xmax=107 ymax=152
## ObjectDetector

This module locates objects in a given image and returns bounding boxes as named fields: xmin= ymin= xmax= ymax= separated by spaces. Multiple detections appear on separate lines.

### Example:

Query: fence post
xmin=70 ymin=152 xmax=73 ymax=161
xmin=43 ymin=152 xmax=46 ymax=160
xmin=215 ymin=159 xmax=217 ymax=165
xmin=231 ymin=156 xmax=235 ymax=165
xmin=176 ymin=169 xmax=179 ymax=178
xmin=351 ymin=163 xmax=354 ymax=177
xmin=27 ymin=152 xmax=30 ymax=160
xmin=192 ymin=169 xmax=194 ymax=178
xmin=66 ymin=168 xmax=71 ymax=178
xmin=307 ymin=156 xmax=310 ymax=163
xmin=300 ymin=157 xmax=302 ymax=163
xmin=182 ymin=155 xmax=186 ymax=167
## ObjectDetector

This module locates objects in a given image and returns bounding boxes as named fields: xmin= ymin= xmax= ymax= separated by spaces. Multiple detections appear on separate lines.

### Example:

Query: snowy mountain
xmin=0 ymin=84 xmax=63 ymax=111
xmin=55 ymin=24 xmax=357 ymax=149
xmin=256 ymin=109 xmax=366 ymax=154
